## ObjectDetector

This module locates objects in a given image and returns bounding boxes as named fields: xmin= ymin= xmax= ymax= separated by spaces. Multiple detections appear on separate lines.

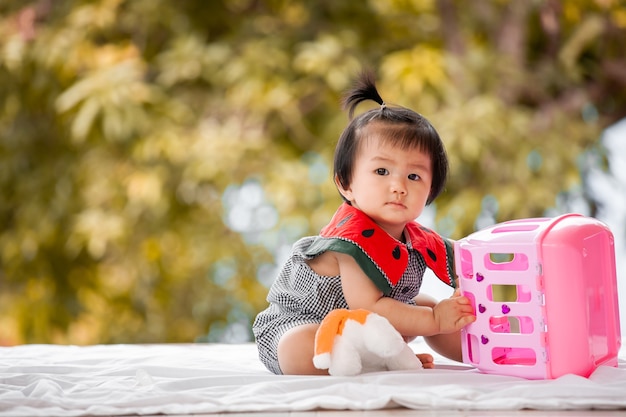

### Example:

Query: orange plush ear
xmin=314 ymin=309 xmax=370 ymax=360
xmin=314 ymin=309 xmax=347 ymax=359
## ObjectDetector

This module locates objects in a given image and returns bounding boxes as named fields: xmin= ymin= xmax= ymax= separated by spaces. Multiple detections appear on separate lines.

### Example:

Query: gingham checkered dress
xmin=252 ymin=234 xmax=428 ymax=375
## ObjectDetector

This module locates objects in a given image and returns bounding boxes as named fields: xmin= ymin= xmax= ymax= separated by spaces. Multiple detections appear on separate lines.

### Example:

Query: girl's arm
xmin=336 ymin=252 xmax=475 ymax=337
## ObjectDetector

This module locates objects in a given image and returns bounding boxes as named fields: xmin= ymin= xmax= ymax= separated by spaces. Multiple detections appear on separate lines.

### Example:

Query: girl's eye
xmin=408 ymin=173 xmax=420 ymax=181
xmin=375 ymin=168 xmax=389 ymax=176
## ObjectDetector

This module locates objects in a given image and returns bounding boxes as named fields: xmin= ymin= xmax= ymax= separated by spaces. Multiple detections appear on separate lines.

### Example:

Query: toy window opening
xmin=484 ymin=252 xmax=529 ymax=271
xmin=488 ymin=284 xmax=532 ymax=303
xmin=466 ymin=334 xmax=480 ymax=364
xmin=492 ymin=347 xmax=537 ymax=366
xmin=459 ymin=248 xmax=473 ymax=280
xmin=489 ymin=316 xmax=534 ymax=334
xmin=490 ymin=253 xmax=514 ymax=263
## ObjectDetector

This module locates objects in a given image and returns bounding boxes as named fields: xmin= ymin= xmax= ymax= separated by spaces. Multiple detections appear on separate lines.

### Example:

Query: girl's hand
xmin=432 ymin=290 xmax=475 ymax=333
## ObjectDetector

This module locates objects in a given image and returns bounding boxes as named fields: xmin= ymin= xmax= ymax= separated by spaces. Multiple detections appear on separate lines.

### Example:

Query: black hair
xmin=333 ymin=70 xmax=448 ymax=205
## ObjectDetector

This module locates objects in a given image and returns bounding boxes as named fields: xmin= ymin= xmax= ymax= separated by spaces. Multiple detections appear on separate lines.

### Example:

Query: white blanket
xmin=1 ymin=340 xmax=625 ymax=416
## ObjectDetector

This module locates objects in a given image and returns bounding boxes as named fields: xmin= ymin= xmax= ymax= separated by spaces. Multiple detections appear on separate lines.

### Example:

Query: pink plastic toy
xmin=455 ymin=214 xmax=621 ymax=379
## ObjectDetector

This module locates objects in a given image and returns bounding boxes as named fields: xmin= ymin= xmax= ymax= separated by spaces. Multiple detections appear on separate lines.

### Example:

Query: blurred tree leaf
xmin=0 ymin=0 xmax=624 ymax=345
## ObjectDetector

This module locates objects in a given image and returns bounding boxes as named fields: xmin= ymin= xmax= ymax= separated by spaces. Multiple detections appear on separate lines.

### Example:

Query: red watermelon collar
xmin=305 ymin=203 xmax=455 ymax=296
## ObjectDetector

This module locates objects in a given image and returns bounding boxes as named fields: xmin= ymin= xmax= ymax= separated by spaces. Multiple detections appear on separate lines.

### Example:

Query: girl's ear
xmin=334 ymin=175 xmax=353 ymax=202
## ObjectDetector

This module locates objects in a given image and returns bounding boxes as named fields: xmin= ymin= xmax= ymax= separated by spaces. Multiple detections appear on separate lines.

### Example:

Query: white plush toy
xmin=313 ymin=308 xmax=422 ymax=376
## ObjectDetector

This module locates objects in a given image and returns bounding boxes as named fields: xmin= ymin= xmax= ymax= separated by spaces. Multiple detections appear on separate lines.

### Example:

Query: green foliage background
xmin=0 ymin=0 xmax=624 ymax=345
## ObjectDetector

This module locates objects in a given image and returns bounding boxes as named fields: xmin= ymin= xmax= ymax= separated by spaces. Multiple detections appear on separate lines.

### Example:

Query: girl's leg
xmin=415 ymin=293 xmax=464 ymax=362
xmin=277 ymin=323 xmax=328 ymax=375
xmin=423 ymin=330 xmax=464 ymax=362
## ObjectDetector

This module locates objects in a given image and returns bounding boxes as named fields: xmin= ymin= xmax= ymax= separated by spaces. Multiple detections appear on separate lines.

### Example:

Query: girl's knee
xmin=277 ymin=324 xmax=326 ymax=375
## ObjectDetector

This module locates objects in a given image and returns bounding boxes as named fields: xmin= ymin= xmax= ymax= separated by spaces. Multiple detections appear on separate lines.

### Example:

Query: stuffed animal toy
xmin=313 ymin=308 xmax=422 ymax=376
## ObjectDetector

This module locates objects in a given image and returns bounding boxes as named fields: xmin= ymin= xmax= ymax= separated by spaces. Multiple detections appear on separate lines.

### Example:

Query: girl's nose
xmin=390 ymin=176 xmax=407 ymax=195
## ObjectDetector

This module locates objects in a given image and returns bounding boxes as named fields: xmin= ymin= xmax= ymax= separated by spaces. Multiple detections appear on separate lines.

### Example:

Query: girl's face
xmin=336 ymin=133 xmax=433 ymax=241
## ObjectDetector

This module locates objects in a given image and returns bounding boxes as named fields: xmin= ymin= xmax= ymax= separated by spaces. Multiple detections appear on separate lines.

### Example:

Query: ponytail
xmin=342 ymin=70 xmax=385 ymax=119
